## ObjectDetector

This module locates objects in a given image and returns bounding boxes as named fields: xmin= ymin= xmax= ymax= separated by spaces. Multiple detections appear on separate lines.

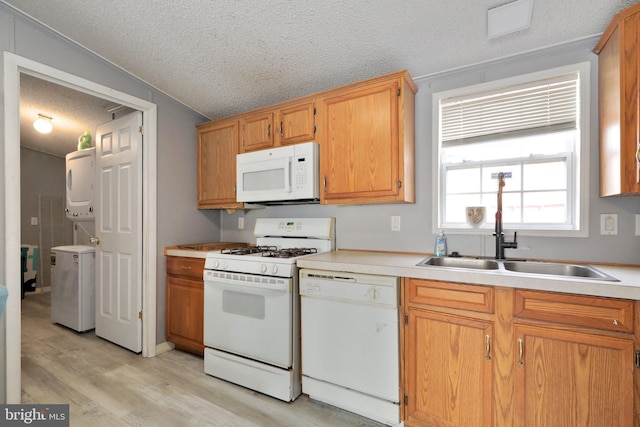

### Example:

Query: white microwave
xmin=236 ymin=141 xmax=320 ymax=204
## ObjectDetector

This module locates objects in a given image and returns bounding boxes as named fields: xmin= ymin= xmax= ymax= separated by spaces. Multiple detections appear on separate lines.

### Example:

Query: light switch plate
xmin=635 ymin=214 xmax=640 ymax=236
xmin=391 ymin=216 xmax=401 ymax=231
xmin=600 ymin=214 xmax=618 ymax=235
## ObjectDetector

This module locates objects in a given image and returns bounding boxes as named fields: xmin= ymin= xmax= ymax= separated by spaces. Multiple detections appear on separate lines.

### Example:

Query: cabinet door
xmin=320 ymin=80 xmax=404 ymax=204
xmin=275 ymin=101 xmax=315 ymax=146
xmin=166 ymin=276 xmax=204 ymax=356
xmin=405 ymin=308 xmax=494 ymax=427
xmin=514 ymin=323 xmax=634 ymax=427
xmin=596 ymin=5 xmax=640 ymax=196
xmin=240 ymin=112 xmax=274 ymax=152
xmin=197 ymin=120 xmax=240 ymax=208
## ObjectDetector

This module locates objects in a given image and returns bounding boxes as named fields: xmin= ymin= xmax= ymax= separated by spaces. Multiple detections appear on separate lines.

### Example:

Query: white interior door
xmin=94 ymin=111 xmax=143 ymax=352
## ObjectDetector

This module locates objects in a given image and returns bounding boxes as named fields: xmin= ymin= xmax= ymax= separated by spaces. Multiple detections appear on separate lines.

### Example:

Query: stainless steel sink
xmin=416 ymin=256 xmax=500 ymax=270
xmin=501 ymin=261 xmax=619 ymax=281
xmin=416 ymin=256 xmax=619 ymax=282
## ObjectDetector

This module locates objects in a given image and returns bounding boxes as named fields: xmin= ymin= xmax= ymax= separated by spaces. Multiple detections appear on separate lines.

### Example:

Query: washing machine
xmin=50 ymin=245 xmax=95 ymax=332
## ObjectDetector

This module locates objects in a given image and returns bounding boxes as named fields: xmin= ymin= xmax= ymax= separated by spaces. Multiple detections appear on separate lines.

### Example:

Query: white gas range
xmin=202 ymin=218 xmax=335 ymax=402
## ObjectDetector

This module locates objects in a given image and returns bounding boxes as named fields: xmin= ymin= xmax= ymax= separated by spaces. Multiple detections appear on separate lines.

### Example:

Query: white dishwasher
xmin=299 ymin=269 xmax=400 ymax=426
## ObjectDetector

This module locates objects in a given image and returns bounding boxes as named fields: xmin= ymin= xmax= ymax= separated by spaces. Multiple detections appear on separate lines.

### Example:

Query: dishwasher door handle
xmin=331 ymin=275 xmax=357 ymax=282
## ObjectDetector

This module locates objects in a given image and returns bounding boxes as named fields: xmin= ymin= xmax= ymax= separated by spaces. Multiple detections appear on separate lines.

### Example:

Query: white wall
xmin=221 ymin=37 xmax=640 ymax=266
xmin=20 ymin=147 xmax=68 ymax=248
xmin=0 ymin=4 xmax=220 ymax=353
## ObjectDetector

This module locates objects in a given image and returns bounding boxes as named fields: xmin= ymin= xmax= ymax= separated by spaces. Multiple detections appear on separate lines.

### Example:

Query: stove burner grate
xmin=262 ymin=248 xmax=318 ymax=258
xmin=221 ymin=245 xmax=277 ymax=255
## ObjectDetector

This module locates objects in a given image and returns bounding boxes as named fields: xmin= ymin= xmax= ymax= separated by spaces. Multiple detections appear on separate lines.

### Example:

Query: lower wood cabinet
xmin=404 ymin=279 xmax=638 ymax=427
xmin=405 ymin=279 xmax=496 ymax=426
xmin=513 ymin=323 xmax=633 ymax=427
xmin=513 ymin=289 xmax=636 ymax=427
xmin=405 ymin=308 xmax=494 ymax=426
xmin=166 ymin=256 xmax=205 ymax=356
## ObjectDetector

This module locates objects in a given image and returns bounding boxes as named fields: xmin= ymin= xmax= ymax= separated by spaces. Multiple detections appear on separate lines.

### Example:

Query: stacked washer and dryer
xmin=50 ymin=147 xmax=96 ymax=332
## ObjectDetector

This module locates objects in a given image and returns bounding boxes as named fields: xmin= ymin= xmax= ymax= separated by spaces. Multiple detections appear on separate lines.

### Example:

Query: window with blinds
xmin=433 ymin=62 xmax=589 ymax=235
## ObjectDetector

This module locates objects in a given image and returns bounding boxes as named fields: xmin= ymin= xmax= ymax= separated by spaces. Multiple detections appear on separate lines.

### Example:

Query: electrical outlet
xmin=635 ymin=214 xmax=640 ymax=236
xmin=600 ymin=214 xmax=618 ymax=235
xmin=238 ymin=217 xmax=244 ymax=230
xmin=30 ymin=217 xmax=38 ymax=226
xmin=391 ymin=216 xmax=401 ymax=231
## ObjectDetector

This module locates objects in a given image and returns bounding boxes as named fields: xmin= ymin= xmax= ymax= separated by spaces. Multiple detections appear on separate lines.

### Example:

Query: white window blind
xmin=440 ymin=73 xmax=579 ymax=145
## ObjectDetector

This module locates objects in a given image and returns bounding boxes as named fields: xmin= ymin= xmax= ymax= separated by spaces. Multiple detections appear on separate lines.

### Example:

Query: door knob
xmin=90 ymin=237 xmax=101 ymax=245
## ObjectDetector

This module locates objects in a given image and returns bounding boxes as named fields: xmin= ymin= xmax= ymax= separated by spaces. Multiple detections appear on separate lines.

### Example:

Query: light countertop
xmin=297 ymin=250 xmax=640 ymax=300
xmin=164 ymin=242 xmax=248 ymax=259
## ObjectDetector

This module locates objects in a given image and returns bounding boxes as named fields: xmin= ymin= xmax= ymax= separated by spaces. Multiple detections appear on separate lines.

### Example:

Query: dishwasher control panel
xmin=299 ymin=269 xmax=399 ymax=307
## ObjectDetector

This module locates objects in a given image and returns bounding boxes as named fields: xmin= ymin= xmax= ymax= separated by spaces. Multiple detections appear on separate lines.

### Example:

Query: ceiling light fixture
xmin=33 ymin=114 xmax=53 ymax=134
xmin=487 ymin=0 xmax=534 ymax=39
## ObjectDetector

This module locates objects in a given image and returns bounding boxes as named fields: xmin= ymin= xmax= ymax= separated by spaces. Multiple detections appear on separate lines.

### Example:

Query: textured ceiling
xmin=19 ymin=75 xmax=131 ymax=157
xmin=4 ymin=0 xmax=637 ymax=157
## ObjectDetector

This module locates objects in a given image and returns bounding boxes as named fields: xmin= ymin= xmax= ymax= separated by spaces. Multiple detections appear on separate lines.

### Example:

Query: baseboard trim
xmin=155 ymin=341 xmax=175 ymax=356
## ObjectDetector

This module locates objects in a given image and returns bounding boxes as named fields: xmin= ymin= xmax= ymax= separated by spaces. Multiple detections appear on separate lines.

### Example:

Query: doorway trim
xmin=3 ymin=51 xmax=158 ymax=403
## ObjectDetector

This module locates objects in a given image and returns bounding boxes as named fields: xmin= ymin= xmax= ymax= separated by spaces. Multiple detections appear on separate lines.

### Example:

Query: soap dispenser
xmin=434 ymin=230 xmax=447 ymax=257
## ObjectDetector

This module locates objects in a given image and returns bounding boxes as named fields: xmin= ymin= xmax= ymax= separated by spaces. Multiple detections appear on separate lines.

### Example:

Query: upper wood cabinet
xmin=240 ymin=112 xmax=273 ymax=152
xmin=240 ymin=100 xmax=316 ymax=152
xmin=276 ymin=101 xmax=316 ymax=146
xmin=196 ymin=119 xmax=242 ymax=209
xmin=594 ymin=2 xmax=640 ymax=196
xmin=318 ymin=71 xmax=416 ymax=204
xmin=197 ymin=70 xmax=416 ymax=208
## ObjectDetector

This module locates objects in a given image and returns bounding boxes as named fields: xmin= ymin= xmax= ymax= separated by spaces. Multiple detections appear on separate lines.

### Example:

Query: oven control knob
xmin=212 ymin=260 xmax=220 ymax=269
xmin=221 ymin=261 xmax=228 ymax=269
xmin=368 ymin=288 xmax=379 ymax=300
xmin=272 ymin=265 xmax=278 ymax=274
xmin=260 ymin=264 xmax=268 ymax=273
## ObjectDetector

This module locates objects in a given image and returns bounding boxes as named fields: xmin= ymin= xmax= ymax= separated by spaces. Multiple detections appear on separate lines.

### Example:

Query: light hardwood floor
xmin=21 ymin=292 xmax=386 ymax=427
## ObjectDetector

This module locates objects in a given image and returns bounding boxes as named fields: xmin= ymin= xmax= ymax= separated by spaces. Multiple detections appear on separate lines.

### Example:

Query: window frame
xmin=431 ymin=62 xmax=590 ymax=237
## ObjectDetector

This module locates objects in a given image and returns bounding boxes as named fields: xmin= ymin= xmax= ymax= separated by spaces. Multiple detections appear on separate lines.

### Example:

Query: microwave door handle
xmin=284 ymin=158 xmax=292 ymax=193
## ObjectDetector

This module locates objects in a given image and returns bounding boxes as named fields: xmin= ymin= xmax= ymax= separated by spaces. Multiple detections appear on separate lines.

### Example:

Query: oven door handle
xmin=204 ymin=274 xmax=291 ymax=293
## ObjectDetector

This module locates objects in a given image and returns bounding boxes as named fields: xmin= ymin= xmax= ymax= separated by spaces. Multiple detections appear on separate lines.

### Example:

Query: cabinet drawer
xmin=514 ymin=289 xmax=634 ymax=333
xmin=408 ymin=279 xmax=494 ymax=314
xmin=166 ymin=256 xmax=205 ymax=280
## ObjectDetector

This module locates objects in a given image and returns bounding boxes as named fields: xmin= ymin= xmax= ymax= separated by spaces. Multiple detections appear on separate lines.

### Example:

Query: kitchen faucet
xmin=494 ymin=172 xmax=517 ymax=259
